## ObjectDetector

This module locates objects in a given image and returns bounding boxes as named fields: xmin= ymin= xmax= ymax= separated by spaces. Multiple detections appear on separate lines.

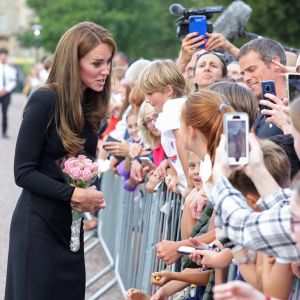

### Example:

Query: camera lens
xmin=266 ymin=85 xmax=271 ymax=92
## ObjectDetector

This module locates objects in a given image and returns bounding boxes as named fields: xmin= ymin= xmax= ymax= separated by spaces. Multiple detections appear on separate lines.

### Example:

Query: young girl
xmin=116 ymin=110 xmax=141 ymax=192
xmin=181 ymin=152 xmax=206 ymax=240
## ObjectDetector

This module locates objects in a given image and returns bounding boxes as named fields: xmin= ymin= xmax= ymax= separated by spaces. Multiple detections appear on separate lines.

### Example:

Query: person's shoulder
xmin=24 ymin=86 xmax=57 ymax=115
xmin=28 ymin=86 xmax=57 ymax=105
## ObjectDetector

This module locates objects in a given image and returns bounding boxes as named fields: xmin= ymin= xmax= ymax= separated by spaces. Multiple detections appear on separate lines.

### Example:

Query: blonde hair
xmin=181 ymin=90 xmax=233 ymax=162
xmin=138 ymin=101 xmax=160 ymax=149
xmin=139 ymin=59 xmax=188 ymax=97
xmin=46 ymin=22 xmax=116 ymax=154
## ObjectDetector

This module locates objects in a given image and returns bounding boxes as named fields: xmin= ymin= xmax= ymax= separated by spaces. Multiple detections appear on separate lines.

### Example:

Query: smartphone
xmin=260 ymin=80 xmax=276 ymax=112
xmin=287 ymin=73 xmax=300 ymax=104
xmin=103 ymin=135 xmax=124 ymax=161
xmin=188 ymin=15 xmax=207 ymax=49
xmin=140 ymin=157 xmax=154 ymax=170
xmin=102 ymin=135 xmax=121 ymax=150
xmin=224 ymin=112 xmax=249 ymax=165
xmin=177 ymin=243 xmax=210 ymax=254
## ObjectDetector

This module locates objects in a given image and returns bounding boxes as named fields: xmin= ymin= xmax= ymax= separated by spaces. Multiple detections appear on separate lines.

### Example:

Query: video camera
xmin=169 ymin=3 xmax=223 ymax=38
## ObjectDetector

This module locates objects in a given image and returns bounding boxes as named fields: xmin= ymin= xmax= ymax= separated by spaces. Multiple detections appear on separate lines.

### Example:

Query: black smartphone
xmin=102 ymin=135 xmax=121 ymax=150
xmin=102 ymin=136 xmax=124 ymax=162
xmin=260 ymin=80 xmax=276 ymax=112
xmin=287 ymin=73 xmax=300 ymax=104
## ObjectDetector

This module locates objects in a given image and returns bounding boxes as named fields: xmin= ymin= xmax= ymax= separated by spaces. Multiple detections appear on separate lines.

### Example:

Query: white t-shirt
xmin=155 ymin=98 xmax=187 ymax=187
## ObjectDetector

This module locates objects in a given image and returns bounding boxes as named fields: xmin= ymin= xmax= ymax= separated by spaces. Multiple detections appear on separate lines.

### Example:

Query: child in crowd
xmin=116 ymin=110 xmax=142 ymax=192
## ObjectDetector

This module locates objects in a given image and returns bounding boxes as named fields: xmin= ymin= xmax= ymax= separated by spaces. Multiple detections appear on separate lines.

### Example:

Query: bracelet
xmin=130 ymin=156 xmax=141 ymax=163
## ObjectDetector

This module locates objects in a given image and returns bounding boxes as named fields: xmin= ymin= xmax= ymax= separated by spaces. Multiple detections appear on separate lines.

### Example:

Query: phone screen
xmin=227 ymin=119 xmax=247 ymax=164
xmin=288 ymin=74 xmax=300 ymax=103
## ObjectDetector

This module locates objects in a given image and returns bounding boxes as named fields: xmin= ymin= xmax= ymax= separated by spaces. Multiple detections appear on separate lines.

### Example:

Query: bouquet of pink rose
xmin=60 ymin=154 xmax=99 ymax=252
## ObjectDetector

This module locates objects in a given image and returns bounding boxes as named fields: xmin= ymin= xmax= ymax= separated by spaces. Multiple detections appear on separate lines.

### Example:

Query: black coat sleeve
xmin=14 ymin=89 xmax=74 ymax=202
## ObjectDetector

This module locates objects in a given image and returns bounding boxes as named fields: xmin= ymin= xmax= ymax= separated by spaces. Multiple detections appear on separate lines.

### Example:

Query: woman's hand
xmin=212 ymin=134 xmax=232 ymax=182
xmin=71 ymin=187 xmax=105 ymax=214
xmin=151 ymin=271 xmax=173 ymax=286
xmin=177 ymin=32 xmax=206 ymax=72
xmin=130 ymin=159 xmax=143 ymax=182
xmin=146 ymin=170 xmax=161 ymax=193
xmin=259 ymin=93 xmax=291 ymax=134
xmin=103 ymin=140 xmax=130 ymax=157
xmin=154 ymin=159 xmax=170 ymax=179
xmin=213 ymin=281 xmax=265 ymax=300
xmin=129 ymin=143 xmax=143 ymax=159
xmin=205 ymin=33 xmax=239 ymax=57
xmin=242 ymin=133 xmax=265 ymax=180
xmin=271 ymin=58 xmax=297 ymax=74
xmin=188 ymin=189 xmax=207 ymax=220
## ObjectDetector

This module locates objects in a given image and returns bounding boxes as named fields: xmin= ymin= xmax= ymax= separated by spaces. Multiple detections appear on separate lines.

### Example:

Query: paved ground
xmin=0 ymin=93 xmax=123 ymax=299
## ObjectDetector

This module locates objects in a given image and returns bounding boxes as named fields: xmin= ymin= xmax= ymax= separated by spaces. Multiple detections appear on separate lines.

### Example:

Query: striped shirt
xmin=211 ymin=177 xmax=300 ymax=261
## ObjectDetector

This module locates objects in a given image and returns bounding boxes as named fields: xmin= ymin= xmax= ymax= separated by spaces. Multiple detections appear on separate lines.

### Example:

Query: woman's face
xmin=127 ymin=114 xmax=139 ymax=140
xmin=143 ymin=110 xmax=160 ymax=137
xmin=79 ymin=43 xmax=113 ymax=93
xmin=194 ymin=54 xmax=224 ymax=89
xmin=178 ymin=113 xmax=208 ymax=160
xmin=188 ymin=152 xmax=202 ymax=190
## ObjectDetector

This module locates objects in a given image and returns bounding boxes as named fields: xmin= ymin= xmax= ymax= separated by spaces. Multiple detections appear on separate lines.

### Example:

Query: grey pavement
xmin=0 ymin=93 xmax=123 ymax=299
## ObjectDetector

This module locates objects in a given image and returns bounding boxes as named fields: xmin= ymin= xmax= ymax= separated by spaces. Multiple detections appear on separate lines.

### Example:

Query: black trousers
xmin=0 ymin=93 xmax=11 ymax=135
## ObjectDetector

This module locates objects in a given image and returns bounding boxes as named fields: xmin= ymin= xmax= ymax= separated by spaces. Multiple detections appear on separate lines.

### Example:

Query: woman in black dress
xmin=5 ymin=22 xmax=116 ymax=300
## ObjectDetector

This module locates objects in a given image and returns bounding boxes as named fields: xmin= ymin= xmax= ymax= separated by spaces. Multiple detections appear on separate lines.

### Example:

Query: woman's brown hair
xmin=181 ymin=89 xmax=233 ymax=162
xmin=46 ymin=22 xmax=116 ymax=154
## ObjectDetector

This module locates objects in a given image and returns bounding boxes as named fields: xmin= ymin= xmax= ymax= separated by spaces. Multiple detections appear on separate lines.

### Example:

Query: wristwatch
xmin=232 ymin=255 xmax=250 ymax=265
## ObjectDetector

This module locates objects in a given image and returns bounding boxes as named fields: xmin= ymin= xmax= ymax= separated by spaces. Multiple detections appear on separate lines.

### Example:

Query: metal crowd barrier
xmin=85 ymin=171 xmax=300 ymax=300
xmin=85 ymin=171 xmax=183 ymax=299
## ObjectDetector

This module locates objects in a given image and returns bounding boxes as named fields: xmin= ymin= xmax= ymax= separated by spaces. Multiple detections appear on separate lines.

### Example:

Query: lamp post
xmin=32 ymin=22 xmax=42 ymax=63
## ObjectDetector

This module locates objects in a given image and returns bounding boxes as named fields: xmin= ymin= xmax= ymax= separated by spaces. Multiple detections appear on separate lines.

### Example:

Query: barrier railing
xmin=85 ymin=171 xmax=183 ymax=299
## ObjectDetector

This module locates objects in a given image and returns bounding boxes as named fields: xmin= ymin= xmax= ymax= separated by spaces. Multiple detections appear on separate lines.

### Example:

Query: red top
xmin=153 ymin=144 xmax=165 ymax=167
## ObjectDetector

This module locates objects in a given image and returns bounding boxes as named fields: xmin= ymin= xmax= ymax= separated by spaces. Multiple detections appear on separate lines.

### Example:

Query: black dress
xmin=5 ymin=88 xmax=99 ymax=300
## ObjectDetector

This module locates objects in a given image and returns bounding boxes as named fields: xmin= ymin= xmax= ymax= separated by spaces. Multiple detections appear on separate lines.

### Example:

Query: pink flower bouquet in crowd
xmin=60 ymin=154 xmax=99 ymax=252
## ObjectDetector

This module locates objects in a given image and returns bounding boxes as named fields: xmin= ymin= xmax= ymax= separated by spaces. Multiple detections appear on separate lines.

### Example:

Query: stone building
xmin=0 ymin=0 xmax=34 ymax=58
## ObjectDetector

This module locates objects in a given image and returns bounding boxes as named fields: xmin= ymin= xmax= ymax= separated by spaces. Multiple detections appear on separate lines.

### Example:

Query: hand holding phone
xmin=188 ymin=15 xmax=207 ymax=49
xmin=140 ymin=157 xmax=155 ymax=170
xmin=260 ymin=80 xmax=276 ymax=113
xmin=224 ymin=112 xmax=249 ymax=165
xmin=177 ymin=243 xmax=210 ymax=255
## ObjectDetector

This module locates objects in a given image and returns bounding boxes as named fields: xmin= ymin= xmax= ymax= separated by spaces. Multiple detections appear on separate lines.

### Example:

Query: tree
xmin=22 ymin=0 xmax=300 ymax=61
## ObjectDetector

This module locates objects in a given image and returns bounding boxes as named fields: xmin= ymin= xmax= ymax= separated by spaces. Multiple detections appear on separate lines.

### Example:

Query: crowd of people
xmin=3 ymin=16 xmax=300 ymax=300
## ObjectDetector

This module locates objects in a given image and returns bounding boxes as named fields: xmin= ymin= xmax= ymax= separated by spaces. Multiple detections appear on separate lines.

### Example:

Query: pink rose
xmin=90 ymin=163 xmax=99 ymax=174
xmin=78 ymin=155 xmax=86 ymax=160
xmin=69 ymin=167 xmax=81 ymax=180
xmin=82 ymin=169 xmax=92 ymax=182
